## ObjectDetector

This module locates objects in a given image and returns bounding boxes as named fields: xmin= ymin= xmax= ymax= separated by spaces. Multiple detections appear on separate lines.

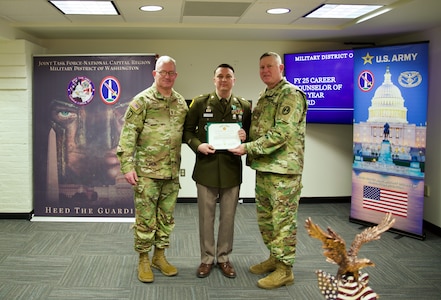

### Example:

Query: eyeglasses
xmin=156 ymin=70 xmax=177 ymax=77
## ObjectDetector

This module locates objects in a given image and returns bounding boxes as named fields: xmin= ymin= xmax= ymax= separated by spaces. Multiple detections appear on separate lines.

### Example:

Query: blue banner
xmin=351 ymin=42 xmax=428 ymax=238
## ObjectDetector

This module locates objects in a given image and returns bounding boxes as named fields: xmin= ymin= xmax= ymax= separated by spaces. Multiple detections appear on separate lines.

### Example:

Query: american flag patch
xmin=362 ymin=185 xmax=408 ymax=217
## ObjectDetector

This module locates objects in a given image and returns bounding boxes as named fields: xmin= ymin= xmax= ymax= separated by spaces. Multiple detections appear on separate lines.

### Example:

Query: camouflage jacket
xmin=245 ymin=78 xmax=307 ymax=174
xmin=116 ymin=84 xmax=188 ymax=179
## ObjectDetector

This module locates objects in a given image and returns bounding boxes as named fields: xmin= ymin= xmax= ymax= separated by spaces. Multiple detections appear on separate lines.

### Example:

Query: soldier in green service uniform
xmin=116 ymin=56 xmax=188 ymax=283
xmin=184 ymin=64 xmax=251 ymax=279
xmin=229 ymin=52 xmax=307 ymax=289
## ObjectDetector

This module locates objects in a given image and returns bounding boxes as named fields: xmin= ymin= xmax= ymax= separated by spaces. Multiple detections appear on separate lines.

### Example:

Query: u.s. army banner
xmin=351 ymin=42 xmax=428 ymax=239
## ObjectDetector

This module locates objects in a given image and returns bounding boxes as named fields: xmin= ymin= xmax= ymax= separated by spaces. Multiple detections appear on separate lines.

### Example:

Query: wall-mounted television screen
xmin=284 ymin=50 xmax=354 ymax=124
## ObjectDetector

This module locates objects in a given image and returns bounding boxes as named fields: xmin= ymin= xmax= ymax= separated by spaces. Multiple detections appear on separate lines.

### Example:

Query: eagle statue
xmin=305 ymin=213 xmax=395 ymax=300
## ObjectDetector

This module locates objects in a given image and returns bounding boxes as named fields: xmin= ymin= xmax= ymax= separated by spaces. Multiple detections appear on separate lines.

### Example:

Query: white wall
xmin=0 ymin=40 xmax=45 ymax=213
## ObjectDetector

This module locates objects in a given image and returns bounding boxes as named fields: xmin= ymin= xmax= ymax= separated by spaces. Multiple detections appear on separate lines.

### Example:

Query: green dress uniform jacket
xmin=116 ymin=85 xmax=188 ymax=180
xmin=184 ymin=92 xmax=252 ymax=188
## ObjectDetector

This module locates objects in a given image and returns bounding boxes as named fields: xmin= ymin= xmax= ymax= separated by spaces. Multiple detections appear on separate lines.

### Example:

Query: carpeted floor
xmin=0 ymin=202 xmax=440 ymax=299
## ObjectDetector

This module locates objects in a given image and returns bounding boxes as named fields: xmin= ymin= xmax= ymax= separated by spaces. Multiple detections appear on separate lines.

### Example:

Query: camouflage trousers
xmin=133 ymin=176 xmax=180 ymax=253
xmin=255 ymin=171 xmax=302 ymax=266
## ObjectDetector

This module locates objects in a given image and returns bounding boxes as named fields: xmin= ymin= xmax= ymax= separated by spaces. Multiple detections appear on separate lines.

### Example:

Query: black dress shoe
xmin=217 ymin=261 xmax=236 ymax=278
xmin=197 ymin=263 xmax=213 ymax=278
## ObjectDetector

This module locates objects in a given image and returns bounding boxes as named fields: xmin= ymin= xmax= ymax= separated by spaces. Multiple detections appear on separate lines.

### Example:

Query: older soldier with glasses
xmin=116 ymin=55 xmax=188 ymax=283
xmin=229 ymin=52 xmax=307 ymax=289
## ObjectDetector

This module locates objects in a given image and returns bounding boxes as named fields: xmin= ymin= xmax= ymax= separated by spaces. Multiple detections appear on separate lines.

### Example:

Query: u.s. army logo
xmin=282 ymin=106 xmax=291 ymax=115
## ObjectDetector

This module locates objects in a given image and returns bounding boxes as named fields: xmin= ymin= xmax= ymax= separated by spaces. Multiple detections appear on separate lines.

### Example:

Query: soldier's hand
xmin=198 ymin=143 xmax=216 ymax=155
xmin=238 ymin=128 xmax=246 ymax=142
xmin=229 ymin=144 xmax=246 ymax=156
xmin=124 ymin=170 xmax=138 ymax=186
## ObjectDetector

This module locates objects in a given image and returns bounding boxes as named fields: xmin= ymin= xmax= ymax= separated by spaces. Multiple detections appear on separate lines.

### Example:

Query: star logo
xmin=362 ymin=52 xmax=374 ymax=65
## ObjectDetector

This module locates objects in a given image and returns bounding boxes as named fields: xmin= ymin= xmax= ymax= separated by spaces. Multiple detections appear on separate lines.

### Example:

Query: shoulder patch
xmin=125 ymin=110 xmax=133 ymax=119
xmin=282 ymin=106 xmax=291 ymax=115
xmin=129 ymin=99 xmax=144 ymax=114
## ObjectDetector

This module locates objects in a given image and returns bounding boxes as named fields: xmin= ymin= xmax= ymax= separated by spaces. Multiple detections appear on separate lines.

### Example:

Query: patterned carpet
xmin=0 ymin=202 xmax=440 ymax=299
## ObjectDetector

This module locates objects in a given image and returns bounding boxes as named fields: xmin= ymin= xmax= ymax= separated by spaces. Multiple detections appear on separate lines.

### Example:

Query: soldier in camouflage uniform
xmin=116 ymin=56 xmax=188 ymax=283
xmin=229 ymin=52 xmax=307 ymax=289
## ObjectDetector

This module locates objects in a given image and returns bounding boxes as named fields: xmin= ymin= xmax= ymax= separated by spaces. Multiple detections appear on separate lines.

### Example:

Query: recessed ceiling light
xmin=49 ymin=0 xmax=119 ymax=15
xmin=140 ymin=5 xmax=164 ymax=12
xmin=305 ymin=4 xmax=382 ymax=19
xmin=267 ymin=8 xmax=291 ymax=15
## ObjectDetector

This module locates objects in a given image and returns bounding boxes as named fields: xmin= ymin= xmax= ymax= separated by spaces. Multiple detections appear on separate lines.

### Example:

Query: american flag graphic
xmin=316 ymin=270 xmax=378 ymax=300
xmin=362 ymin=185 xmax=408 ymax=217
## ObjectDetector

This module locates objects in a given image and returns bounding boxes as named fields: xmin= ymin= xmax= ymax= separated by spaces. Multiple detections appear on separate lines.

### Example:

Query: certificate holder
xmin=207 ymin=122 xmax=242 ymax=150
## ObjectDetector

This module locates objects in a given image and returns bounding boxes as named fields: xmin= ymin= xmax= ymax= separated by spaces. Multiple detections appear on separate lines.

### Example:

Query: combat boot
xmin=257 ymin=261 xmax=294 ymax=289
xmin=151 ymin=247 xmax=178 ymax=276
xmin=138 ymin=252 xmax=154 ymax=283
xmin=249 ymin=255 xmax=277 ymax=275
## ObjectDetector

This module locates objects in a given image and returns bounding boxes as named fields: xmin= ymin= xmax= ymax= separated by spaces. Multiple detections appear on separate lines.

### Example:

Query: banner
xmin=351 ymin=42 xmax=428 ymax=239
xmin=33 ymin=54 xmax=156 ymax=219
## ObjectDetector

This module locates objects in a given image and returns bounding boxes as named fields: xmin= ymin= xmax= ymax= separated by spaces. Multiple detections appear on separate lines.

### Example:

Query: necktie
xmin=220 ymin=98 xmax=228 ymax=109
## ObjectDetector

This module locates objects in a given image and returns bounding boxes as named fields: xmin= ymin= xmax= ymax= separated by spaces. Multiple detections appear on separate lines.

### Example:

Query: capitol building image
xmin=353 ymin=67 xmax=426 ymax=178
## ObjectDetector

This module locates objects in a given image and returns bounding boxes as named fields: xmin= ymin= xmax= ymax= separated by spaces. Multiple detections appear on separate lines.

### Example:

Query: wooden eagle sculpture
xmin=305 ymin=213 xmax=395 ymax=300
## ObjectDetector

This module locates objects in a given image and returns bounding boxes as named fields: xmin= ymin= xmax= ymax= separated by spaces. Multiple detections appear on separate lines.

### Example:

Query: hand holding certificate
xmin=207 ymin=123 xmax=242 ymax=150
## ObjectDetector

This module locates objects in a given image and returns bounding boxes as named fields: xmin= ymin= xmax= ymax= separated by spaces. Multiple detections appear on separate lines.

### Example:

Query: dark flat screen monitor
xmin=284 ymin=50 xmax=354 ymax=124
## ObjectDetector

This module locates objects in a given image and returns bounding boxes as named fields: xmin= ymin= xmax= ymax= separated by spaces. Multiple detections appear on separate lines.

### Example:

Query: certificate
xmin=207 ymin=122 xmax=241 ymax=150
